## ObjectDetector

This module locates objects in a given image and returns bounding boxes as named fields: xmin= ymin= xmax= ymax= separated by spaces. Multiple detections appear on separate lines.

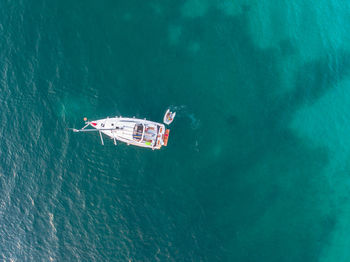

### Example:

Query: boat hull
xmin=88 ymin=116 xmax=168 ymax=149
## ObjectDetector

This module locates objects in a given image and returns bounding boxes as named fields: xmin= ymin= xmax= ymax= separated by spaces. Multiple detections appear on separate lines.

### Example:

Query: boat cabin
xmin=132 ymin=123 xmax=160 ymax=147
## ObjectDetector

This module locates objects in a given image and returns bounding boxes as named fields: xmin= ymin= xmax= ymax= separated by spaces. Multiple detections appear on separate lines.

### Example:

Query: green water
xmin=1 ymin=0 xmax=350 ymax=261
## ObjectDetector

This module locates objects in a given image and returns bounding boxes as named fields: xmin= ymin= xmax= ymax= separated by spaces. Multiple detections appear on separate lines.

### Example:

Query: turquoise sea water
xmin=1 ymin=0 xmax=350 ymax=261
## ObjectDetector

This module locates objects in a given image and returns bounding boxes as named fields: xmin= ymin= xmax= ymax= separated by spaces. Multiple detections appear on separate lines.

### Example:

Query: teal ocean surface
xmin=1 ymin=0 xmax=350 ymax=261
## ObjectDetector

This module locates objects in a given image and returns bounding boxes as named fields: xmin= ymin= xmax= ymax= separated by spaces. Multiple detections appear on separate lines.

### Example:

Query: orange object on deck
xmin=163 ymin=129 xmax=170 ymax=146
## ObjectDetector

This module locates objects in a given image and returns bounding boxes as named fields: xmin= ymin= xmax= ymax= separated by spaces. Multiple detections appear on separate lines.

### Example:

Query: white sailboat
xmin=71 ymin=116 xmax=170 ymax=150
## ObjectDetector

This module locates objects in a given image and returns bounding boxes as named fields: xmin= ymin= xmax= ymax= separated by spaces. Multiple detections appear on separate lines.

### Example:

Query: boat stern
xmin=153 ymin=125 xmax=170 ymax=149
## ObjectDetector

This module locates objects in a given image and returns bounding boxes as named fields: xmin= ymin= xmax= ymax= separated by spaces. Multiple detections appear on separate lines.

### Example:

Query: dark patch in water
xmin=226 ymin=115 xmax=238 ymax=126
xmin=290 ymin=51 xmax=350 ymax=107
xmin=241 ymin=4 xmax=251 ymax=13
xmin=279 ymin=39 xmax=297 ymax=56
